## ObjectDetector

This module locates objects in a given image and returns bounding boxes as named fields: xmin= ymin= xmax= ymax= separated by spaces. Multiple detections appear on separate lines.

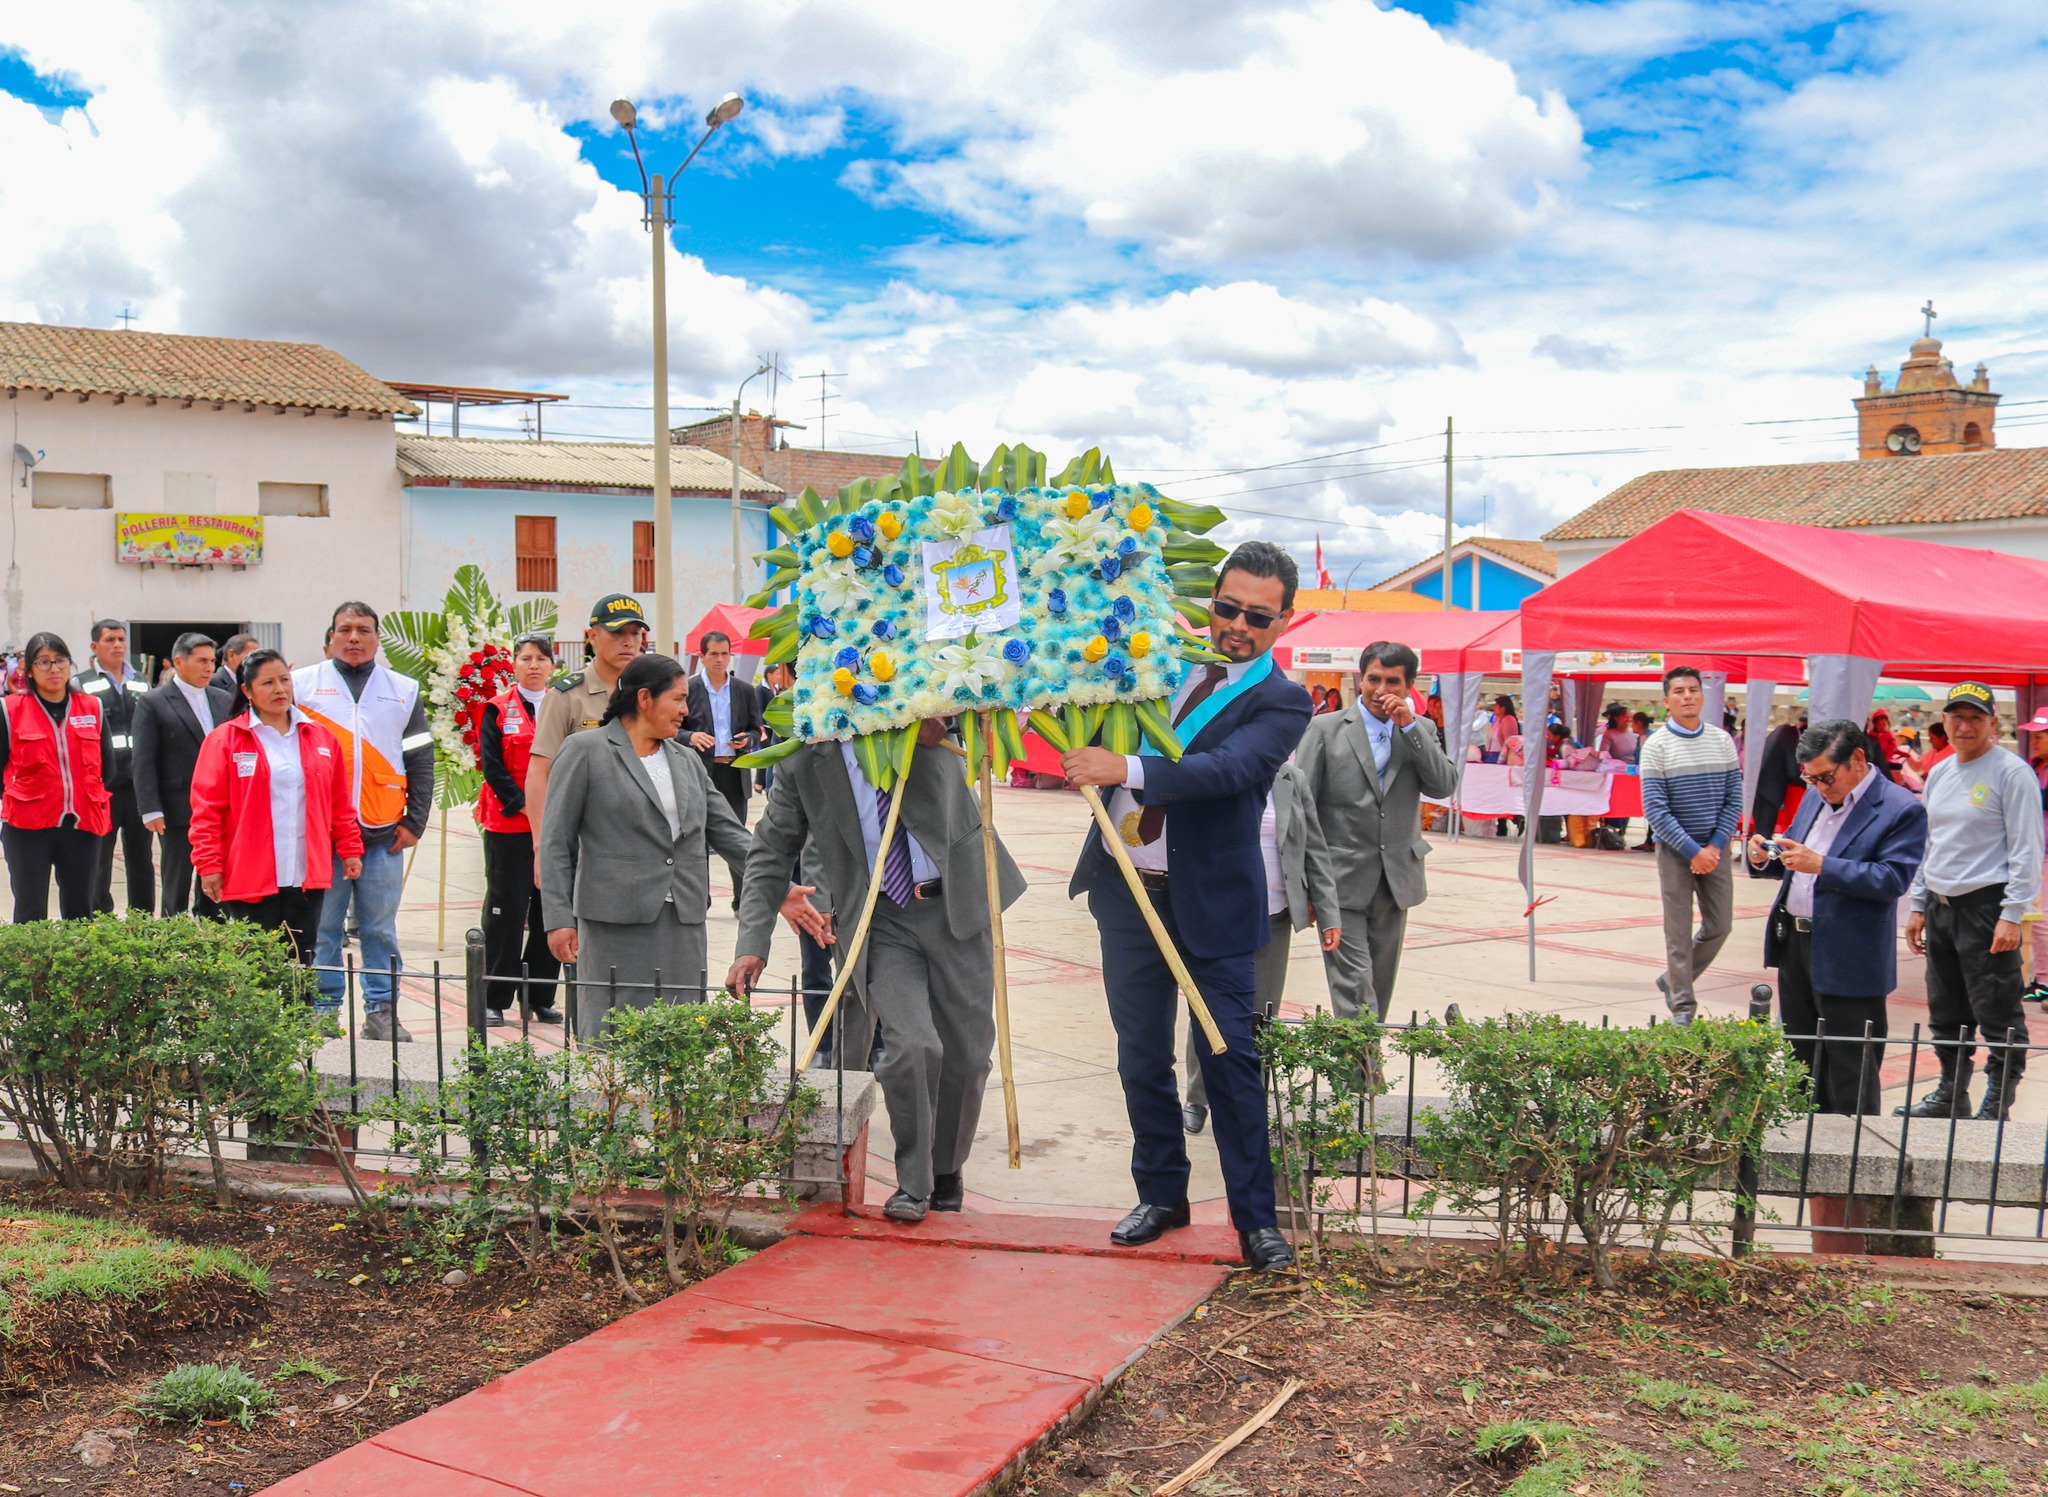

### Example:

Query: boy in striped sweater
xmin=1639 ymin=665 xmax=1743 ymax=1023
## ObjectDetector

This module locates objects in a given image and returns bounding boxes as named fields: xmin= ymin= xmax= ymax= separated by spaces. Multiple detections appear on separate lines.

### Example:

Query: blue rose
xmin=852 ymin=683 xmax=879 ymax=706
xmin=871 ymin=619 xmax=895 ymax=640
xmin=995 ymin=496 xmax=1019 ymax=521
xmin=852 ymin=545 xmax=876 ymax=569
xmin=834 ymin=646 xmax=861 ymax=670
xmin=1117 ymin=535 xmax=1139 ymax=557
xmin=1112 ymin=596 xmax=1137 ymax=622
xmin=1090 ymin=488 xmax=1113 ymax=509
xmin=883 ymin=563 xmax=905 ymax=587
xmin=1099 ymin=556 xmax=1122 ymax=582
xmin=1101 ymin=616 xmax=1123 ymax=643
xmin=1047 ymin=588 xmax=1068 ymax=614
xmin=1002 ymin=639 xmax=1031 ymax=665
xmin=810 ymin=616 xmax=836 ymax=639
xmin=850 ymin=516 xmax=876 ymax=542
xmin=1104 ymin=656 xmax=1126 ymax=678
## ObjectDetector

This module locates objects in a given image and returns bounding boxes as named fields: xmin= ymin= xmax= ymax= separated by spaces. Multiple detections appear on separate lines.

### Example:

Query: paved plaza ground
xmin=139 ymin=780 xmax=2028 ymax=1221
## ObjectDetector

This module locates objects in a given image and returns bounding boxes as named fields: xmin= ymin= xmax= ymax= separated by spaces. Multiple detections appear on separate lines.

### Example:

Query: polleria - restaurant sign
xmin=114 ymin=513 xmax=265 ymax=568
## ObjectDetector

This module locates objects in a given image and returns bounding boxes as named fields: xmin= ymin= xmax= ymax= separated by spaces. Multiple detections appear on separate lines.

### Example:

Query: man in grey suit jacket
xmin=1181 ymin=759 xmax=1340 ymax=1133
xmin=1297 ymin=642 xmax=1458 ymax=1019
xmin=728 ymin=721 xmax=1027 ymax=1224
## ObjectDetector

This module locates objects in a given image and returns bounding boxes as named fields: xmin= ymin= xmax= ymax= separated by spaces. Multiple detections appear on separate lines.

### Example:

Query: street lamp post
xmin=731 ymin=362 xmax=772 ymax=604
xmin=612 ymin=91 xmax=744 ymax=653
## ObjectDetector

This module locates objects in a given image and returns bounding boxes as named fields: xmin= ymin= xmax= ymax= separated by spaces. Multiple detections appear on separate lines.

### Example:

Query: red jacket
xmin=476 ymin=685 xmax=537 ymax=834
xmin=2 ymin=691 xmax=111 ymax=835
xmin=189 ymin=712 xmax=365 ymax=902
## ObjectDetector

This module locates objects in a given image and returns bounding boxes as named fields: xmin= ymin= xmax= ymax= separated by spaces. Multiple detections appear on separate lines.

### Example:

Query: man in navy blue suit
xmin=1746 ymin=718 xmax=1926 ymax=1115
xmin=1063 ymin=540 xmax=1313 ymax=1271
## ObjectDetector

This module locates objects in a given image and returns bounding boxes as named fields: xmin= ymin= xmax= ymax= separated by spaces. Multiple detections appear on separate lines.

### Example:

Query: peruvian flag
xmin=1314 ymin=538 xmax=1334 ymax=590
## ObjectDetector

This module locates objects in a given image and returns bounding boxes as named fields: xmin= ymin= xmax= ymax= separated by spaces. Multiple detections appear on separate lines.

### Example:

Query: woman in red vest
xmin=189 ymin=649 xmax=363 ymax=964
xmin=476 ymin=634 xmax=563 ymax=1025
xmin=1 ymin=631 xmax=112 ymax=920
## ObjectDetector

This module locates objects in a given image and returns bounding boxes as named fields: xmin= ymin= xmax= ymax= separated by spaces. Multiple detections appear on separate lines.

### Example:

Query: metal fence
xmin=1263 ymin=988 xmax=2048 ymax=1258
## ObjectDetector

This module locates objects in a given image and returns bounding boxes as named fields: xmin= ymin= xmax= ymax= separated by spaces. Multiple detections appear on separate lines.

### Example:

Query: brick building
xmin=674 ymin=410 xmax=932 ymax=498
xmin=1546 ymin=328 xmax=2048 ymax=574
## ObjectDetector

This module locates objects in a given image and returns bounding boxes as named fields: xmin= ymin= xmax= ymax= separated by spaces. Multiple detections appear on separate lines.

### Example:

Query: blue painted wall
xmin=1407 ymin=554 xmax=1544 ymax=611
xmin=403 ymin=485 xmax=776 ymax=645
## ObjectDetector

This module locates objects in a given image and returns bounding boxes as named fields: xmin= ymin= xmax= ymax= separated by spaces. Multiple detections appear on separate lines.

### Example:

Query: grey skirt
xmin=571 ymin=903 xmax=708 ymax=1043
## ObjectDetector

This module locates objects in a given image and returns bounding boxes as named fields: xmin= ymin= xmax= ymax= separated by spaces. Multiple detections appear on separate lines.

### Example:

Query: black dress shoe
xmin=883 ymin=1189 xmax=928 ymax=1223
xmin=930 ymin=1173 xmax=964 ymax=1212
xmin=484 ymin=1009 xmax=508 ymax=1028
xmin=1238 ymin=1227 xmax=1297 ymax=1272
xmin=1181 ymin=1103 xmax=1207 ymax=1135
xmin=1110 ymin=1201 xmax=1190 ymax=1246
xmin=530 ymin=1006 xmax=564 ymax=1025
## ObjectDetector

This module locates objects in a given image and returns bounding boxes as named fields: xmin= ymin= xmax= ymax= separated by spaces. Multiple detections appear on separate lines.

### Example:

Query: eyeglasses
xmin=1800 ymin=765 xmax=1843 ymax=787
xmin=1209 ymin=598 xmax=1281 ymax=631
xmin=29 ymin=657 xmax=68 ymax=672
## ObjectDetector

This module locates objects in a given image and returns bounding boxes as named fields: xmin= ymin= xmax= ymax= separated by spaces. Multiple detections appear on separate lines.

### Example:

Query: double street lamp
xmin=611 ymin=91 xmax=744 ymax=653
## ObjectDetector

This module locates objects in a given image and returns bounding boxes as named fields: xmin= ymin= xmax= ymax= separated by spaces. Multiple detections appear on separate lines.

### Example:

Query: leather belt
xmin=1792 ymin=916 xmax=1813 ymax=933
xmin=1137 ymin=869 xmax=1171 ymax=897
xmin=911 ymin=877 xmax=943 ymax=901
xmin=1928 ymin=883 xmax=2005 ymax=909
xmin=714 ymin=755 xmax=737 ymax=765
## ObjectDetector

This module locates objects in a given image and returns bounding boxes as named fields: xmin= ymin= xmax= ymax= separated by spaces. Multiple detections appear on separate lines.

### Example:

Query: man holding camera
xmin=1747 ymin=720 xmax=1926 ymax=1115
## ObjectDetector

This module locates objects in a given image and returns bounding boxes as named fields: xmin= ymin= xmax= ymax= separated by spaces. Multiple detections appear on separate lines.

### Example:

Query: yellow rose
xmin=1064 ymin=491 xmax=1091 ymax=519
xmin=1083 ymin=635 xmax=1108 ymax=662
xmin=826 ymin=531 xmax=855 ymax=558
xmin=1128 ymin=503 xmax=1153 ymax=531
xmin=1128 ymin=631 xmax=1152 ymax=657
xmin=871 ymin=651 xmax=895 ymax=682
xmin=877 ymin=510 xmax=903 ymax=540
xmin=832 ymin=667 xmax=855 ymax=695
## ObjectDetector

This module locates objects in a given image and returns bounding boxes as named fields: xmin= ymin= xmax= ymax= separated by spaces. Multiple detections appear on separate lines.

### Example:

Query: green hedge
xmin=0 ymin=916 xmax=329 ymax=1200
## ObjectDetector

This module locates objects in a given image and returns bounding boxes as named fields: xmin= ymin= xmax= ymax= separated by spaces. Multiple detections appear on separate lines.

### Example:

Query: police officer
xmin=74 ymin=619 xmax=154 ymax=913
xmin=524 ymin=594 xmax=650 ymax=842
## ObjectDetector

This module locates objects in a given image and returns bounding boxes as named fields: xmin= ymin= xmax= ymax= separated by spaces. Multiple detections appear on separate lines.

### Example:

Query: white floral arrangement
xmin=740 ymin=444 xmax=1228 ymax=789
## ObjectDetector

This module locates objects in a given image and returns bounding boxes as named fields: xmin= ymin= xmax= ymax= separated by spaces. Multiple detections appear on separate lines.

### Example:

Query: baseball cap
xmin=2021 ymin=708 xmax=2048 ymax=732
xmin=589 ymin=593 xmax=649 ymax=632
xmin=1942 ymin=681 xmax=1996 ymax=716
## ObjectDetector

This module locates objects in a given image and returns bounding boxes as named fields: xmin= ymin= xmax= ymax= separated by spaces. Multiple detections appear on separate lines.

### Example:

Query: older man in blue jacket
xmin=1747 ymin=718 xmax=1927 ymax=1115
xmin=1064 ymin=540 xmax=1313 ymax=1272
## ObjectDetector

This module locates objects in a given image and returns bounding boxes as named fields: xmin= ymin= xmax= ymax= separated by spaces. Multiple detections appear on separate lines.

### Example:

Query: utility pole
xmin=649 ymin=172 xmax=672 ymax=650
xmin=1442 ymin=417 xmax=1454 ymax=612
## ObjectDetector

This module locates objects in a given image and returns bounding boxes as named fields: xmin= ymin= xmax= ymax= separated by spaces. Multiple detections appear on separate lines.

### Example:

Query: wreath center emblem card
xmin=923 ymin=525 xmax=1020 ymax=640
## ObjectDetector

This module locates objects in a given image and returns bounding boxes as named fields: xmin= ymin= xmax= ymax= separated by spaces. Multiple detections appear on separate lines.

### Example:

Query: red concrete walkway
xmin=267 ymin=1206 xmax=1238 ymax=1496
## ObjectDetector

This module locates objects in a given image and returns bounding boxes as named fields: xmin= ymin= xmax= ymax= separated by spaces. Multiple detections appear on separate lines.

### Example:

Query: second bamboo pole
xmin=979 ymin=719 xmax=1022 ymax=1168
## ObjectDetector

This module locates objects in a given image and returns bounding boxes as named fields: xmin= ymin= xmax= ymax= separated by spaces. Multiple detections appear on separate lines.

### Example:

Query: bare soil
xmin=1019 ymin=1242 xmax=2048 ymax=1496
xmin=0 ymin=1179 xmax=690 ymax=1494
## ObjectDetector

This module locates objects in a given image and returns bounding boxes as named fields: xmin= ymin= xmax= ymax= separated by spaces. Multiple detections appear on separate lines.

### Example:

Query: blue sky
xmin=3 ymin=2 xmax=2046 ymax=580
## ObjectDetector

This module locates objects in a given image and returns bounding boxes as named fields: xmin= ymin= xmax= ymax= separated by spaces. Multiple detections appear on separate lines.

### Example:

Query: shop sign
xmin=115 ymin=513 xmax=264 ymax=568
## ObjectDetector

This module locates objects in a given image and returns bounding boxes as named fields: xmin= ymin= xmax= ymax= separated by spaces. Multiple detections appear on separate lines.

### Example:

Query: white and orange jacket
xmin=292 ymin=657 xmax=433 ymax=845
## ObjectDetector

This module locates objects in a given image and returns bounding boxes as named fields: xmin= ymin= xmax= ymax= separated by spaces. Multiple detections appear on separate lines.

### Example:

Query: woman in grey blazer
xmin=539 ymin=653 xmax=753 ymax=1041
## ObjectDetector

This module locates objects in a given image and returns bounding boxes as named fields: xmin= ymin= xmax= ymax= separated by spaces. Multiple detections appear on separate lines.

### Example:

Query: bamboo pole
xmin=795 ymin=748 xmax=912 ymax=1072
xmin=435 ymin=802 xmax=449 ymax=951
xmin=1077 ymin=784 xmax=1226 ymax=1055
xmin=979 ymin=718 xmax=1022 ymax=1169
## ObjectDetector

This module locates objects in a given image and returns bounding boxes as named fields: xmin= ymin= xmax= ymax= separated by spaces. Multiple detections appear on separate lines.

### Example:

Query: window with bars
xmin=633 ymin=520 xmax=654 ymax=593
xmin=515 ymin=514 xmax=557 ymax=593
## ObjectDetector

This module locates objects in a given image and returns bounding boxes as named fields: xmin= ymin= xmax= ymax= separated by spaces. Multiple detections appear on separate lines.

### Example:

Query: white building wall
xmin=4 ymin=394 xmax=403 ymax=661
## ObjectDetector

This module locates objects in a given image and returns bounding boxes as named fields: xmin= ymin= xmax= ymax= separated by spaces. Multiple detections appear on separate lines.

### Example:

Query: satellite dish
xmin=10 ymin=444 xmax=38 ymax=468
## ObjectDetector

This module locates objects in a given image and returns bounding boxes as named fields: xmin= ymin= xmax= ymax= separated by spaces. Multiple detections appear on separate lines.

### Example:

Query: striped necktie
xmin=876 ymin=784 xmax=916 ymax=906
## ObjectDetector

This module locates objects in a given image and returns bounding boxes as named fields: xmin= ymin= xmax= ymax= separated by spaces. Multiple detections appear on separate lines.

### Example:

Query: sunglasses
xmin=1800 ymin=765 xmax=1844 ymax=788
xmin=1209 ymin=598 xmax=1282 ymax=631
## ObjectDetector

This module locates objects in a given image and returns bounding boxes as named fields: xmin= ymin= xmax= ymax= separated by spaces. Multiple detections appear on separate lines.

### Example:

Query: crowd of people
xmin=7 ymin=565 xmax=2045 ymax=1265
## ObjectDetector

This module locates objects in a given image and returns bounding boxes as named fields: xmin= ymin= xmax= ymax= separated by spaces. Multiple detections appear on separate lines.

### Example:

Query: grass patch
xmin=0 ymin=1208 xmax=269 ymax=1391
xmin=137 ymin=1362 xmax=276 ymax=1429
xmin=1472 ymin=1419 xmax=1649 ymax=1496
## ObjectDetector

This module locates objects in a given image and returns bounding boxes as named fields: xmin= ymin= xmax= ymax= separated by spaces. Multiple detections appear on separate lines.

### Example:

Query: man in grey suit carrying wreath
xmin=1297 ymin=642 xmax=1459 ymax=1019
xmin=727 ymin=719 xmax=1027 ymax=1224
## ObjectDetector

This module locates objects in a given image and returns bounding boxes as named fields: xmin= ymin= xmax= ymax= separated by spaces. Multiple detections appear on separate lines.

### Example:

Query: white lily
xmin=1035 ymin=508 xmax=1114 ymax=574
xmin=928 ymin=489 xmax=984 ymax=539
xmin=808 ymin=557 xmax=872 ymax=613
xmin=934 ymin=637 xmax=1007 ymax=698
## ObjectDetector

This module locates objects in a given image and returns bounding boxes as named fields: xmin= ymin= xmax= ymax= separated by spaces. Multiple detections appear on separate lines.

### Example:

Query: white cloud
xmin=1055 ymin=283 xmax=1467 ymax=376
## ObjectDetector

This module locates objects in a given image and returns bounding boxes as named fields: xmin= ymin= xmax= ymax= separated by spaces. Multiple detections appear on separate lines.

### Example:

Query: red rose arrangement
xmin=451 ymin=643 xmax=512 ymax=756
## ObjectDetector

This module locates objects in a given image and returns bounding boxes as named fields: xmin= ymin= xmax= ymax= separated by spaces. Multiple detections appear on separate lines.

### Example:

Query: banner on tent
xmin=1553 ymin=650 xmax=1662 ymax=673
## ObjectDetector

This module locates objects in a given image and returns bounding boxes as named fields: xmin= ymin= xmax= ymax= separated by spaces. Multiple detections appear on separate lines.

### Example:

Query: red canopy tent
xmin=685 ymin=603 xmax=773 ymax=658
xmin=1274 ymin=609 xmax=1522 ymax=675
xmin=1522 ymin=509 xmax=2048 ymax=680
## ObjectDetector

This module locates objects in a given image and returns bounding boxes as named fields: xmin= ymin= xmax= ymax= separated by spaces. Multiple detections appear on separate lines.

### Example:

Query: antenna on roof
xmin=116 ymin=302 xmax=137 ymax=331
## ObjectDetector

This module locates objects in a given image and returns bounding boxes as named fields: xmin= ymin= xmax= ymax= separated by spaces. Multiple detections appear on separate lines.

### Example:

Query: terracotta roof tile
xmin=0 ymin=322 xmax=417 ymax=416
xmin=1545 ymin=446 xmax=2048 ymax=542
xmin=397 ymin=436 xmax=778 ymax=494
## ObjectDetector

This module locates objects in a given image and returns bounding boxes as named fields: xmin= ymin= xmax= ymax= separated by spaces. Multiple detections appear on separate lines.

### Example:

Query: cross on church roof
xmin=1921 ymin=299 xmax=1937 ymax=337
